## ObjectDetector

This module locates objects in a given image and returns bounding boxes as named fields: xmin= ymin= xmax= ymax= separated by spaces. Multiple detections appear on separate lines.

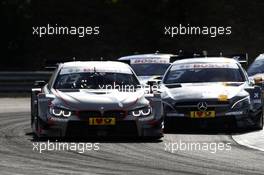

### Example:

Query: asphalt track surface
xmin=0 ymin=98 xmax=264 ymax=175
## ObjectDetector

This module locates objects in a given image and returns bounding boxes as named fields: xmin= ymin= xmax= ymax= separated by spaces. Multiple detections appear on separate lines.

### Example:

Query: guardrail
xmin=0 ymin=72 xmax=52 ymax=92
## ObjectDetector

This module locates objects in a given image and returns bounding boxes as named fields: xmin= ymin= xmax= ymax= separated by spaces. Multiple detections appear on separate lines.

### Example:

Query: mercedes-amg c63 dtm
xmin=161 ymin=57 xmax=263 ymax=130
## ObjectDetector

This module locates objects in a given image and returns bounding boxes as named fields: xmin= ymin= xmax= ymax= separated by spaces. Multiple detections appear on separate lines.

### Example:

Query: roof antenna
xmin=178 ymin=50 xmax=183 ymax=56
xmin=202 ymin=50 xmax=207 ymax=58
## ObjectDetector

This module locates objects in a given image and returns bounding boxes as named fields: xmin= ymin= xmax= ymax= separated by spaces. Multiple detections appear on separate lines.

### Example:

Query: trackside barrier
xmin=0 ymin=72 xmax=52 ymax=92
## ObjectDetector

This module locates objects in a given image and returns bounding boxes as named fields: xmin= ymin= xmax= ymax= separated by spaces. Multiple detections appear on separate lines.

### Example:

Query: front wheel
xmin=253 ymin=112 xmax=263 ymax=130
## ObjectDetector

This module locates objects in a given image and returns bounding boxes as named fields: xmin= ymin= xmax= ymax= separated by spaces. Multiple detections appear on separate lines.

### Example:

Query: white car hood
xmin=162 ymin=83 xmax=246 ymax=100
xmin=53 ymin=89 xmax=146 ymax=111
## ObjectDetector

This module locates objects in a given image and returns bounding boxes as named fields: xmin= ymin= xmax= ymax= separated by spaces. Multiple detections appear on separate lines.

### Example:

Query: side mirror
xmin=147 ymin=80 xmax=161 ymax=86
xmin=154 ymin=76 xmax=162 ymax=81
xmin=34 ymin=80 xmax=46 ymax=88
xmin=146 ymin=80 xmax=160 ymax=93
xmin=254 ymin=77 xmax=263 ymax=85
xmin=249 ymin=79 xmax=255 ymax=86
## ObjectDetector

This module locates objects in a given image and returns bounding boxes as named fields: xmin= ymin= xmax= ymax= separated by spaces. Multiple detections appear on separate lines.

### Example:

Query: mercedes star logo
xmin=197 ymin=102 xmax=207 ymax=111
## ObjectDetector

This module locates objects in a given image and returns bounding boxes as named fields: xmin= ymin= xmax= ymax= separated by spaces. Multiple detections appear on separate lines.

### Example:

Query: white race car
xmin=118 ymin=53 xmax=173 ymax=84
xmin=31 ymin=61 xmax=163 ymax=139
xmin=161 ymin=57 xmax=263 ymax=130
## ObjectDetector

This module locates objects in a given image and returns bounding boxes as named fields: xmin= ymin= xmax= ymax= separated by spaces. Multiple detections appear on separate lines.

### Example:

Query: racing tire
xmin=254 ymin=112 xmax=263 ymax=130
xmin=145 ymin=136 xmax=163 ymax=141
xmin=32 ymin=116 xmax=39 ymax=138
xmin=163 ymin=119 xmax=174 ymax=133
xmin=30 ymin=93 xmax=35 ymax=127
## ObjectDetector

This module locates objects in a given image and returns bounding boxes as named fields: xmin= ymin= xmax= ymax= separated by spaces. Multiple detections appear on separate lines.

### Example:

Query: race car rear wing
xmin=44 ymin=57 xmax=80 ymax=71
xmin=118 ymin=53 xmax=176 ymax=65
xmin=222 ymin=53 xmax=248 ymax=65
xmin=170 ymin=52 xmax=248 ymax=65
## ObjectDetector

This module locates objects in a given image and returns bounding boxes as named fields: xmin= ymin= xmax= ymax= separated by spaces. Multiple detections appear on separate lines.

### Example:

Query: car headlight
xmin=130 ymin=106 xmax=152 ymax=117
xmin=231 ymin=96 xmax=250 ymax=109
xmin=49 ymin=107 xmax=72 ymax=118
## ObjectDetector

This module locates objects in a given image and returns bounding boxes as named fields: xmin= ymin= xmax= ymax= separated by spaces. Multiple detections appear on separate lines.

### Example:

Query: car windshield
xmin=54 ymin=72 xmax=140 ymax=90
xmin=130 ymin=64 xmax=170 ymax=76
xmin=164 ymin=63 xmax=245 ymax=84
xmin=247 ymin=59 xmax=264 ymax=76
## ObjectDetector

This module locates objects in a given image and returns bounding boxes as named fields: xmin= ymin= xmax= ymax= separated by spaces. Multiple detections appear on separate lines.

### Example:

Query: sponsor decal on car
xmin=89 ymin=117 xmax=116 ymax=125
xmin=60 ymin=67 xmax=132 ymax=75
xmin=218 ymin=94 xmax=228 ymax=101
xmin=190 ymin=111 xmax=216 ymax=118
xmin=171 ymin=63 xmax=239 ymax=70
xmin=130 ymin=58 xmax=170 ymax=64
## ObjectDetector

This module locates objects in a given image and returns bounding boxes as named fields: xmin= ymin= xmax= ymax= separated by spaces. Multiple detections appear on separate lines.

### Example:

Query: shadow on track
xmin=164 ymin=126 xmax=260 ymax=135
xmin=25 ymin=132 xmax=163 ymax=143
